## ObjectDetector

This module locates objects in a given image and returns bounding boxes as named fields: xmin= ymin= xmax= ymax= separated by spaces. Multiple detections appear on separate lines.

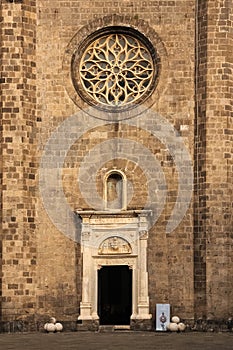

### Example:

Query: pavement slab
xmin=0 ymin=332 xmax=232 ymax=350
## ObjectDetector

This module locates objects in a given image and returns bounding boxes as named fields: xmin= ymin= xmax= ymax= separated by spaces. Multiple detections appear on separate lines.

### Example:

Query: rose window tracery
xmin=72 ymin=29 xmax=158 ymax=111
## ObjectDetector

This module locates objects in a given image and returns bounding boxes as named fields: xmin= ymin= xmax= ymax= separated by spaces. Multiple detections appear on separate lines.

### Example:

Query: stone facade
xmin=0 ymin=0 xmax=232 ymax=332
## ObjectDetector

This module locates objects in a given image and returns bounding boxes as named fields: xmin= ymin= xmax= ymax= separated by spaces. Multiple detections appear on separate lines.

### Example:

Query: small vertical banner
xmin=156 ymin=304 xmax=170 ymax=331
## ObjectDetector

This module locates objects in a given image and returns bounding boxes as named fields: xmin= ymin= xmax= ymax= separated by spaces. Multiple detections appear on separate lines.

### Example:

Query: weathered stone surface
xmin=0 ymin=0 xmax=232 ymax=332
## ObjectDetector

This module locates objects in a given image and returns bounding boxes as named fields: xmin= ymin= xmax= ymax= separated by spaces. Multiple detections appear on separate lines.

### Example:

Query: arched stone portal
xmin=76 ymin=210 xmax=152 ymax=331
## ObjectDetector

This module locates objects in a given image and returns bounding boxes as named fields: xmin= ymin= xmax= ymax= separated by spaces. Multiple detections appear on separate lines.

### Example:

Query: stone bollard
xmin=167 ymin=315 xmax=186 ymax=332
xmin=44 ymin=317 xmax=63 ymax=333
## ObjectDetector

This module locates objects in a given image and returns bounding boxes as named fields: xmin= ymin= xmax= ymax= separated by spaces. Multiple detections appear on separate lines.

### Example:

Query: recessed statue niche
xmin=106 ymin=172 xmax=124 ymax=210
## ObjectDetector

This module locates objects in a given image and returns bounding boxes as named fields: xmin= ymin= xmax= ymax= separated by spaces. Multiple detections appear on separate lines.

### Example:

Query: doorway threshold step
xmin=114 ymin=325 xmax=131 ymax=331
xmin=99 ymin=325 xmax=131 ymax=332
xmin=99 ymin=325 xmax=115 ymax=332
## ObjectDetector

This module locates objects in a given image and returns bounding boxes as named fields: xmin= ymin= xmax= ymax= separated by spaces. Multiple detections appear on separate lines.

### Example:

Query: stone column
xmin=131 ymin=266 xmax=137 ymax=320
xmin=78 ymin=224 xmax=92 ymax=321
xmin=92 ymin=267 xmax=100 ymax=320
xmin=137 ymin=230 xmax=151 ymax=320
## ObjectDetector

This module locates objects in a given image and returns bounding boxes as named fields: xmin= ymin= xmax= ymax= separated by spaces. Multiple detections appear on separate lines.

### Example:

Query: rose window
xmin=72 ymin=29 xmax=158 ymax=111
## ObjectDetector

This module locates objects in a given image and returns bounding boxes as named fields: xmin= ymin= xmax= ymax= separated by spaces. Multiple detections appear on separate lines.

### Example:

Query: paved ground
xmin=0 ymin=331 xmax=232 ymax=350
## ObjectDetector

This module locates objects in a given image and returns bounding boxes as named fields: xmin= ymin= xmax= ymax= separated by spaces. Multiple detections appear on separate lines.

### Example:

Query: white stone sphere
xmin=166 ymin=323 xmax=171 ymax=331
xmin=44 ymin=323 xmax=48 ymax=331
xmin=50 ymin=317 xmax=56 ymax=324
xmin=171 ymin=316 xmax=180 ymax=324
xmin=178 ymin=322 xmax=186 ymax=332
xmin=55 ymin=323 xmax=63 ymax=332
xmin=169 ymin=322 xmax=179 ymax=332
xmin=46 ymin=323 xmax=56 ymax=332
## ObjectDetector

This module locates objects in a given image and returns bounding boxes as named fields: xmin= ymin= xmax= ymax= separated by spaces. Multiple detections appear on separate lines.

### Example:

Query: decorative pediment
xmin=98 ymin=236 xmax=132 ymax=255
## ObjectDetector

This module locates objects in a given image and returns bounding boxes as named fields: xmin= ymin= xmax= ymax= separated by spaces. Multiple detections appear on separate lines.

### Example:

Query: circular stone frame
xmin=71 ymin=26 xmax=159 ymax=113
xmin=63 ymin=15 xmax=168 ymax=121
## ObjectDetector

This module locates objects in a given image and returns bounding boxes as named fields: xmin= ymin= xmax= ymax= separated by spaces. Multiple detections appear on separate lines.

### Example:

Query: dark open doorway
xmin=98 ymin=265 xmax=132 ymax=325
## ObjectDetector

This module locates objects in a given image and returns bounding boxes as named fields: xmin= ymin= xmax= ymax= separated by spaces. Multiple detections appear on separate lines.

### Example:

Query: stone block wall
xmin=0 ymin=0 xmax=38 ymax=329
xmin=196 ymin=0 xmax=233 ymax=320
xmin=0 ymin=0 xmax=232 ymax=331
xmin=195 ymin=0 xmax=233 ymax=322
xmin=35 ymin=0 xmax=196 ymax=327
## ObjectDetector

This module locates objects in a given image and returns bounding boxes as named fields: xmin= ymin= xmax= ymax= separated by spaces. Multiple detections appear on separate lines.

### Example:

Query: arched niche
xmin=104 ymin=170 xmax=127 ymax=210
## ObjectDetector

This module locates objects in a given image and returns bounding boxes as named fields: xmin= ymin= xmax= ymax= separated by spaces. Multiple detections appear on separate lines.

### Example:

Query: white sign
xmin=156 ymin=304 xmax=170 ymax=331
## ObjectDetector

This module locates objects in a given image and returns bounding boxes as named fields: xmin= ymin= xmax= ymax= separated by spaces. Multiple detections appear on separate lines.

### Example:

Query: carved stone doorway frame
xmin=75 ymin=210 xmax=152 ymax=330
